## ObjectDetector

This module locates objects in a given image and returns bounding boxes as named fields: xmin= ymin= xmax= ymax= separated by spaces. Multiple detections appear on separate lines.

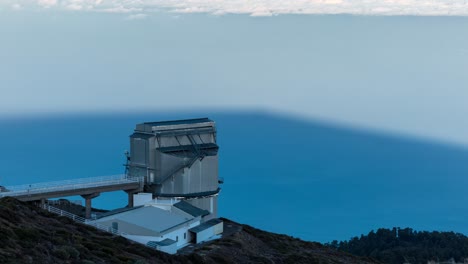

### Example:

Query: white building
xmin=91 ymin=196 xmax=223 ymax=254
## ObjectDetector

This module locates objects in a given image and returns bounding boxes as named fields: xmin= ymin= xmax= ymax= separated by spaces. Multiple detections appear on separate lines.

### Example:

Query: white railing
xmin=44 ymin=204 xmax=87 ymax=223
xmin=0 ymin=175 xmax=144 ymax=198
xmin=40 ymin=204 xmax=169 ymax=252
xmin=47 ymin=199 xmax=82 ymax=206
xmin=41 ymin=204 xmax=128 ymax=236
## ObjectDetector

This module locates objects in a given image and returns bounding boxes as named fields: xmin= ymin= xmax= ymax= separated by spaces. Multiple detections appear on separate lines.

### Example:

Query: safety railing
xmin=0 ymin=175 xmax=144 ymax=198
xmin=41 ymin=204 xmax=128 ymax=236
xmin=46 ymin=199 xmax=83 ymax=206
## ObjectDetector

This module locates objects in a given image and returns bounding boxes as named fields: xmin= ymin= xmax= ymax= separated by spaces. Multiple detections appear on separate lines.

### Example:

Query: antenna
xmin=124 ymin=150 xmax=130 ymax=176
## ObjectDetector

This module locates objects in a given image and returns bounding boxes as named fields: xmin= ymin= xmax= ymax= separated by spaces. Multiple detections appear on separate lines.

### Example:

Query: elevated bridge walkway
xmin=0 ymin=175 xmax=145 ymax=218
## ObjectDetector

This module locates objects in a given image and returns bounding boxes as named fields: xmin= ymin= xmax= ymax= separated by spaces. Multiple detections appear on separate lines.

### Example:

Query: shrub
xmin=53 ymin=247 xmax=70 ymax=260
xmin=63 ymin=246 xmax=80 ymax=259
xmin=14 ymin=227 xmax=41 ymax=241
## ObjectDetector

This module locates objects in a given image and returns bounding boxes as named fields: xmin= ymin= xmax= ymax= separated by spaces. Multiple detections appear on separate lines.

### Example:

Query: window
xmin=184 ymin=233 xmax=186 ymax=239
xmin=176 ymin=236 xmax=178 ymax=241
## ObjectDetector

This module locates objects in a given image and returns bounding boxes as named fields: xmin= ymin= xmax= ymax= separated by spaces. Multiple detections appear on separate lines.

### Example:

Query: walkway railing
xmin=47 ymin=199 xmax=82 ymax=206
xmin=41 ymin=203 xmax=128 ymax=236
xmin=0 ymin=175 xmax=144 ymax=198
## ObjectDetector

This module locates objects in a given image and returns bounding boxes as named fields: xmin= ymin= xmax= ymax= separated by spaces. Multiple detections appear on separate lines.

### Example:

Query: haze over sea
xmin=2 ymin=0 xmax=468 ymax=244
xmin=1 ymin=111 xmax=468 ymax=243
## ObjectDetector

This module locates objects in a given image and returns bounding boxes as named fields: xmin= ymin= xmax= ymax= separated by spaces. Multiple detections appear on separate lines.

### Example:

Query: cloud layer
xmin=4 ymin=0 xmax=468 ymax=16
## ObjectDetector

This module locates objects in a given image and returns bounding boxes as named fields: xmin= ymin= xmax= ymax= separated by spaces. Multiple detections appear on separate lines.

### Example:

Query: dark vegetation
xmin=328 ymin=227 xmax=468 ymax=264
xmin=201 ymin=220 xmax=379 ymax=264
xmin=0 ymin=197 xmax=377 ymax=264
xmin=0 ymin=197 xmax=185 ymax=264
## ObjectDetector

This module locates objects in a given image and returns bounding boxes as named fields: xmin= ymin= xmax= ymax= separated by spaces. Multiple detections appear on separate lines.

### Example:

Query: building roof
xmin=174 ymin=201 xmax=210 ymax=218
xmin=147 ymin=238 xmax=177 ymax=247
xmin=144 ymin=118 xmax=213 ymax=127
xmin=130 ymin=133 xmax=154 ymax=139
xmin=189 ymin=218 xmax=223 ymax=233
xmin=158 ymin=143 xmax=219 ymax=158
xmin=94 ymin=206 xmax=195 ymax=236
xmin=96 ymin=206 xmax=143 ymax=219
xmin=156 ymin=188 xmax=220 ymax=198
xmin=158 ymin=143 xmax=218 ymax=153
xmin=134 ymin=118 xmax=216 ymax=134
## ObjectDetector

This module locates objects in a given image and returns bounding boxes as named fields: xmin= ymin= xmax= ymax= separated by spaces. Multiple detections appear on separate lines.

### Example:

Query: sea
xmin=1 ymin=111 xmax=468 ymax=243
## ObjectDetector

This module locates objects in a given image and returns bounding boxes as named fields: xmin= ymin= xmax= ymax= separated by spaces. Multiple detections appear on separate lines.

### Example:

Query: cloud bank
xmin=3 ymin=0 xmax=468 ymax=16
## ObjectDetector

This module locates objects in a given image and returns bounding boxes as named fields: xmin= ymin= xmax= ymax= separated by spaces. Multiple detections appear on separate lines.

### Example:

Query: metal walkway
xmin=0 ymin=175 xmax=145 ymax=218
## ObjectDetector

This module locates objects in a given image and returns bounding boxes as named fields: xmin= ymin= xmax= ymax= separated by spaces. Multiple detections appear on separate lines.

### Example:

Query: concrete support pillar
xmin=40 ymin=198 xmax=46 ymax=208
xmin=81 ymin=193 xmax=100 ymax=219
xmin=125 ymin=190 xmax=138 ymax=208
xmin=128 ymin=192 xmax=134 ymax=208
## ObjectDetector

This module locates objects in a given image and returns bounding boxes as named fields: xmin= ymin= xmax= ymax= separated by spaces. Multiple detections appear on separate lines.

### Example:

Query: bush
xmin=53 ymin=247 xmax=70 ymax=260
xmin=63 ymin=246 xmax=80 ymax=259
xmin=14 ymin=228 xmax=41 ymax=241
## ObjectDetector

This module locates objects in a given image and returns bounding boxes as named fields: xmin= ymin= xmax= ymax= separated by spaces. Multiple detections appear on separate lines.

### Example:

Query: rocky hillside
xmin=193 ymin=220 xmax=379 ymax=264
xmin=0 ymin=197 xmax=378 ymax=264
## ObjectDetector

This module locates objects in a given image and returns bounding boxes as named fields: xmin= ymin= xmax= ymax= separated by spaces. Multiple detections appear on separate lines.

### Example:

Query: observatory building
xmin=0 ymin=117 xmax=224 ymax=254
xmin=126 ymin=118 xmax=220 ymax=219
xmin=90 ymin=118 xmax=224 ymax=254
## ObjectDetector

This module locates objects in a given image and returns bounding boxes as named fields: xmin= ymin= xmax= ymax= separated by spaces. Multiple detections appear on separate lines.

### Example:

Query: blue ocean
xmin=1 ymin=111 xmax=468 ymax=243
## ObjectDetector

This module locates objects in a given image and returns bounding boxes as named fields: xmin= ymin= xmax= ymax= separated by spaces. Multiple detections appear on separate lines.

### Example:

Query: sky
xmin=0 ymin=2 xmax=468 ymax=146
xmin=3 ymin=0 xmax=468 ymax=16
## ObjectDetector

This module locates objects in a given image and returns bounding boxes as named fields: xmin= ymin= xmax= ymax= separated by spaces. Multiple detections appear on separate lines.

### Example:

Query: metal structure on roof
xmin=127 ymin=118 xmax=221 ymax=218
xmin=143 ymin=118 xmax=212 ymax=127
xmin=189 ymin=218 xmax=223 ymax=233
xmin=174 ymin=200 xmax=210 ymax=217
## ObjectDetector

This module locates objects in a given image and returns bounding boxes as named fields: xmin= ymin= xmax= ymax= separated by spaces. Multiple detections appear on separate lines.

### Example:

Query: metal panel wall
xmin=131 ymin=138 xmax=147 ymax=165
xmin=128 ymin=119 xmax=220 ymax=215
xmin=193 ymin=221 xmax=223 ymax=243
